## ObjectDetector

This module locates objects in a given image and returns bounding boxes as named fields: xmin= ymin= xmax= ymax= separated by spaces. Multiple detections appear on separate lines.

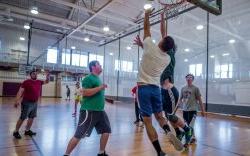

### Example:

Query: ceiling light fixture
xmin=144 ymin=3 xmax=152 ymax=10
xmin=30 ymin=7 xmax=39 ymax=15
xmin=19 ymin=37 xmax=25 ymax=41
xmin=196 ymin=25 xmax=204 ymax=30
xmin=24 ymin=23 xmax=30 ymax=30
xmin=229 ymin=39 xmax=235 ymax=44
xmin=84 ymin=37 xmax=90 ymax=42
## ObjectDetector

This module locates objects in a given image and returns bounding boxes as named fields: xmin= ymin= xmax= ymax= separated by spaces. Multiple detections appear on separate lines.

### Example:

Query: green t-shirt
xmin=160 ymin=49 xmax=176 ymax=84
xmin=80 ymin=74 xmax=105 ymax=111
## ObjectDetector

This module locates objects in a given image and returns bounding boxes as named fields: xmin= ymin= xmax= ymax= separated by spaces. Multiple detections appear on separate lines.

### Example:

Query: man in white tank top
xmin=135 ymin=10 xmax=183 ymax=156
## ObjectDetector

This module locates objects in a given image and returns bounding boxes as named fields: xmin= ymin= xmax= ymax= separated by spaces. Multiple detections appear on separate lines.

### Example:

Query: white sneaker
xmin=167 ymin=132 xmax=184 ymax=151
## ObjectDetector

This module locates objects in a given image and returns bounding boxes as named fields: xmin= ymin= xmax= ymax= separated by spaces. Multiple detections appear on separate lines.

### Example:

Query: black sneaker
xmin=24 ymin=130 xmax=37 ymax=136
xmin=176 ymin=131 xmax=185 ymax=141
xmin=13 ymin=131 xmax=22 ymax=139
xmin=133 ymin=120 xmax=139 ymax=124
xmin=97 ymin=152 xmax=108 ymax=156
xmin=159 ymin=151 xmax=166 ymax=156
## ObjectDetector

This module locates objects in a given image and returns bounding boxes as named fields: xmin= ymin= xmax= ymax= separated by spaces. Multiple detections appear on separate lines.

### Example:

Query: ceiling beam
xmin=67 ymin=0 xmax=80 ymax=20
xmin=65 ymin=0 xmax=113 ymax=39
xmin=0 ymin=3 xmax=115 ymax=37
xmin=48 ymin=0 xmax=137 ymax=26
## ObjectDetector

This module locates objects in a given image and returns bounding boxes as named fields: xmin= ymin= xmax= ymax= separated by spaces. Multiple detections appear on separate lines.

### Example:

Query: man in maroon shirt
xmin=13 ymin=70 xmax=49 ymax=139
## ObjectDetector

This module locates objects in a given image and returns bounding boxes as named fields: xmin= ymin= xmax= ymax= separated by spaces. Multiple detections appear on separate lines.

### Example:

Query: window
xmin=115 ymin=60 xmax=119 ymax=70
xmin=89 ymin=54 xmax=104 ymax=67
xmin=189 ymin=64 xmax=202 ymax=76
xmin=215 ymin=64 xmax=233 ymax=78
xmin=47 ymin=48 xmax=57 ymax=63
xmin=71 ymin=53 xmax=80 ymax=66
xmin=80 ymin=55 xmax=88 ymax=67
xmin=62 ymin=52 xmax=71 ymax=65
xmin=115 ymin=59 xmax=133 ymax=72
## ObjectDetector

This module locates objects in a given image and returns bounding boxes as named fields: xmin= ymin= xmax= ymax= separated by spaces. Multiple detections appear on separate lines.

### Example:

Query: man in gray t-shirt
xmin=179 ymin=74 xmax=205 ymax=143
xmin=181 ymin=84 xmax=201 ymax=111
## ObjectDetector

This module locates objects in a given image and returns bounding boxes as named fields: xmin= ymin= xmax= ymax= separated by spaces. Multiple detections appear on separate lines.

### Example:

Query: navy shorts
xmin=137 ymin=85 xmax=163 ymax=117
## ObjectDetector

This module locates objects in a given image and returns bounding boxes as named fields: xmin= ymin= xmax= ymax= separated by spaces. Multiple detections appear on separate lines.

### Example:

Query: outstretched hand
xmin=133 ymin=35 xmax=143 ymax=48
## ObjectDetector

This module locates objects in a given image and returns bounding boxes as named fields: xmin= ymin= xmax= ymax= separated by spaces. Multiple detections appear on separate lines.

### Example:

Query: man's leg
xmin=169 ymin=115 xmax=191 ymax=141
xmin=24 ymin=103 xmax=37 ymax=136
xmin=99 ymin=133 xmax=109 ymax=154
xmin=96 ymin=111 xmax=111 ymax=155
xmin=134 ymin=101 xmax=140 ymax=123
xmin=154 ymin=112 xmax=184 ymax=151
xmin=64 ymin=110 xmax=94 ymax=155
xmin=14 ymin=102 xmax=29 ymax=139
xmin=143 ymin=116 xmax=165 ymax=156
xmin=65 ymin=137 xmax=81 ymax=155
xmin=15 ymin=119 xmax=24 ymax=132
xmin=26 ymin=118 xmax=34 ymax=131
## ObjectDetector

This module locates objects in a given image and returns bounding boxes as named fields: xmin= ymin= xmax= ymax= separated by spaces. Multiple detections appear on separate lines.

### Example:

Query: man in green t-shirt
xmin=64 ymin=60 xmax=111 ymax=156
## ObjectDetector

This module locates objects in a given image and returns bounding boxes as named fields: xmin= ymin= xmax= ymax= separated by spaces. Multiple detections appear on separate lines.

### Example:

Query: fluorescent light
xmin=229 ymin=39 xmax=235 ymax=44
xmin=196 ymin=25 xmax=204 ymax=30
xmin=84 ymin=37 xmax=90 ymax=42
xmin=126 ymin=46 xmax=131 ymax=50
xmin=71 ymin=46 xmax=76 ymax=50
xmin=109 ymin=53 xmax=113 ymax=56
xmin=184 ymin=59 xmax=188 ymax=62
xmin=103 ymin=26 xmax=110 ymax=32
xmin=152 ymin=39 xmax=156 ymax=43
xmin=24 ymin=23 xmax=30 ymax=29
xmin=184 ymin=48 xmax=190 ymax=52
xmin=6 ymin=17 xmax=14 ymax=22
xmin=30 ymin=7 xmax=38 ymax=15
xmin=144 ymin=3 xmax=152 ymax=10
xmin=222 ymin=53 xmax=229 ymax=56
xmin=210 ymin=55 xmax=215 ymax=58
xmin=19 ymin=37 xmax=25 ymax=41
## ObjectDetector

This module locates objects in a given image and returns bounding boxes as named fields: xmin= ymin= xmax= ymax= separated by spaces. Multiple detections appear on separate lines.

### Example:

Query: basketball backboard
xmin=189 ymin=0 xmax=222 ymax=15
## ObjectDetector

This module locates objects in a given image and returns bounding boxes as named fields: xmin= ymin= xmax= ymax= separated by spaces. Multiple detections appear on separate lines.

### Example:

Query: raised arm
xmin=43 ymin=71 xmax=50 ymax=84
xmin=143 ymin=9 xmax=152 ymax=40
xmin=160 ymin=12 xmax=167 ymax=38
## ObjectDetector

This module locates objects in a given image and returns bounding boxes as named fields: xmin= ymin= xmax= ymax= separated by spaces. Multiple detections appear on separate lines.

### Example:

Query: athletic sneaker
xmin=97 ymin=151 xmax=108 ymax=156
xmin=13 ymin=131 xmax=22 ymax=139
xmin=176 ymin=131 xmax=185 ymax=141
xmin=133 ymin=120 xmax=139 ymax=124
xmin=190 ymin=137 xmax=196 ymax=144
xmin=184 ymin=128 xmax=193 ymax=145
xmin=167 ymin=132 xmax=184 ymax=151
xmin=24 ymin=130 xmax=36 ymax=136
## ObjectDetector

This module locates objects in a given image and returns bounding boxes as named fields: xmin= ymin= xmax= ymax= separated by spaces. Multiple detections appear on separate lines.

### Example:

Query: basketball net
xmin=157 ymin=0 xmax=190 ymax=19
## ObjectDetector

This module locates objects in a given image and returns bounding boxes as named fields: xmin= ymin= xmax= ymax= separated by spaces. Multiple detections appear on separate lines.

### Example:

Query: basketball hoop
xmin=158 ymin=0 xmax=190 ymax=19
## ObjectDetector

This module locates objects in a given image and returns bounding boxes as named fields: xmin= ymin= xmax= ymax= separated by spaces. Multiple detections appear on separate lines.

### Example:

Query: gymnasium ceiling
xmin=0 ymin=0 xmax=250 ymax=62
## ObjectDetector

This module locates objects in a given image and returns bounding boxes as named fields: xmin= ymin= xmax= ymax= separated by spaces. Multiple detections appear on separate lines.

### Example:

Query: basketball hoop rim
xmin=158 ymin=0 xmax=188 ymax=9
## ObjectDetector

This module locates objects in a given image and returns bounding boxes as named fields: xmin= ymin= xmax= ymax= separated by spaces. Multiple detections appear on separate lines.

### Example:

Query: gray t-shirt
xmin=180 ymin=85 xmax=201 ymax=111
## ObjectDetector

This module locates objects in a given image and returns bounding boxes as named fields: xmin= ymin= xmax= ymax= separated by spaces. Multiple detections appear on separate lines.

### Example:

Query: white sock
xmin=99 ymin=150 xmax=105 ymax=154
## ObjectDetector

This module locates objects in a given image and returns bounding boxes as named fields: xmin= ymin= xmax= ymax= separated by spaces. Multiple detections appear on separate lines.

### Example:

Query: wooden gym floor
xmin=0 ymin=97 xmax=250 ymax=156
